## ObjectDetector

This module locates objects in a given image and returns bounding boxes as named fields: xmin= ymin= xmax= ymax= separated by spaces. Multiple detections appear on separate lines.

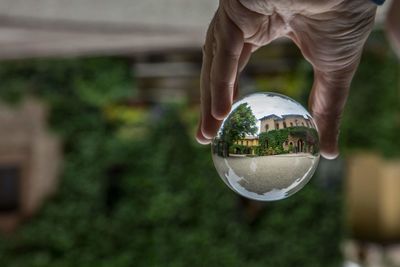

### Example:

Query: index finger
xmin=210 ymin=8 xmax=244 ymax=120
xmin=197 ymin=15 xmax=224 ymax=142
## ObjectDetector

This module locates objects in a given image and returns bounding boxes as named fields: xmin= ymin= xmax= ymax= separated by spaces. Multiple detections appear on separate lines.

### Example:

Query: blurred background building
xmin=0 ymin=98 xmax=61 ymax=233
xmin=0 ymin=1 xmax=398 ymax=267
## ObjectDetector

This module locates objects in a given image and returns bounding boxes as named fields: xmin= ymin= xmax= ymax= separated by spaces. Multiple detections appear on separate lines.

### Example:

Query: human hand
xmin=386 ymin=0 xmax=400 ymax=58
xmin=196 ymin=0 xmax=377 ymax=159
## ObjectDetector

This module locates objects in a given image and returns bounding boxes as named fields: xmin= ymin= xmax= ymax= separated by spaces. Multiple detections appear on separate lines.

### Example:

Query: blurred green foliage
xmin=341 ymin=34 xmax=400 ymax=158
xmin=0 ymin=57 xmax=343 ymax=266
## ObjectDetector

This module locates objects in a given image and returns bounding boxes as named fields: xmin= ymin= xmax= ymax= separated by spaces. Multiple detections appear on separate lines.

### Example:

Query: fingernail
xmin=196 ymin=136 xmax=211 ymax=145
xmin=196 ymin=120 xmax=211 ymax=145
xmin=211 ymin=104 xmax=230 ymax=121
xmin=196 ymin=130 xmax=211 ymax=145
xmin=320 ymin=151 xmax=339 ymax=160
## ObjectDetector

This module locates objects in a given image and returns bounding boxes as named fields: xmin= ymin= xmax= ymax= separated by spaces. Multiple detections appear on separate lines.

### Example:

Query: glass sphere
xmin=211 ymin=92 xmax=320 ymax=201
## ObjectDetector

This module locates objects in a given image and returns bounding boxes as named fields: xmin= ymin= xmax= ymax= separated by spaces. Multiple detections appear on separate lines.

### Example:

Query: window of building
xmin=283 ymin=122 xmax=287 ymax=128
xmin=265 ymin=124 xmax=269 ymax=131
xmin=0 ymin=166 xmax=20 ymax=213
xmin=290 ymin=122 xmax=293 ymax=127
xmin=276 ymin=123 xmax=279 ymax=129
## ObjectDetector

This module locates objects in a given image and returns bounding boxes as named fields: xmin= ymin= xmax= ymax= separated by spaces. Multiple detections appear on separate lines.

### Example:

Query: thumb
xmin=309 ymin=68 xmax=356 ymax=160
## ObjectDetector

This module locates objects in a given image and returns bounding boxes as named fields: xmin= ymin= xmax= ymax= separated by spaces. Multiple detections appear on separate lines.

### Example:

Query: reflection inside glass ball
xmin=211 ymin=93 xmax=320 ymax=201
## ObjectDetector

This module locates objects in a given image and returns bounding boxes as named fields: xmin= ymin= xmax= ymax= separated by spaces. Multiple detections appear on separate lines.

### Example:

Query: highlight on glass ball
xmin=211 ymin=92 xmax=320 ymax=201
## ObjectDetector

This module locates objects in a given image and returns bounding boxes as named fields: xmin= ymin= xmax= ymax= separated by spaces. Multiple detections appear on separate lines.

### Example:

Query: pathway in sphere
xmin=213 ymin=154 xmax=317 ymax=195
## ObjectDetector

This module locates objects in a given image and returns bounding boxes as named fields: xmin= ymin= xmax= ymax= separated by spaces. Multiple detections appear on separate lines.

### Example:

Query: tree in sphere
xmin=219 ymin=103 xmax=257 ymax=157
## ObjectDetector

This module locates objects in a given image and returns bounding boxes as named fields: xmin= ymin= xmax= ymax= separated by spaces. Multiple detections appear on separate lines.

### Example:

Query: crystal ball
xmin=211 ymin=92 xmax=320 ymax=201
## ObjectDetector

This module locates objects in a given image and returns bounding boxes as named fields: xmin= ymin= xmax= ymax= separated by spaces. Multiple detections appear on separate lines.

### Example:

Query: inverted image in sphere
xmin=211 ymin=92 xmax=320 ymax=201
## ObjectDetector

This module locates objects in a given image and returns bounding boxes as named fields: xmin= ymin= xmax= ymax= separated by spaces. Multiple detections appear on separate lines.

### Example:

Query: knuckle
xmin=215 ymin=41 xmax=241 ymax=60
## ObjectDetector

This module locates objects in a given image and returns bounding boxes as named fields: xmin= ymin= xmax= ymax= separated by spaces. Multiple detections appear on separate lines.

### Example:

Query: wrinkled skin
xmin=196 ymin=0 xmax=378 ymax=159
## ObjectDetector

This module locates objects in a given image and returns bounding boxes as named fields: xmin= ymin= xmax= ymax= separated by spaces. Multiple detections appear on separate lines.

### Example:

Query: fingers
xmin=233 ymin=43 xmax=254 ymax=101
xmin=309 ymin=67 xmax=357 ymax=160
xmin=289 ymin=7 xmax=376 ymax=159
xmin=197 ymin=7 xmax=248 ymax=144
xmin=211 ymin=8 xmax=244 ymax=120
xmin=238 ymin=43 xmax=254 ymax=73
xmin=196 ymin=115 xmax=212 ymax=145
xmin=197 ymin=16 xmax=222 ymax=143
